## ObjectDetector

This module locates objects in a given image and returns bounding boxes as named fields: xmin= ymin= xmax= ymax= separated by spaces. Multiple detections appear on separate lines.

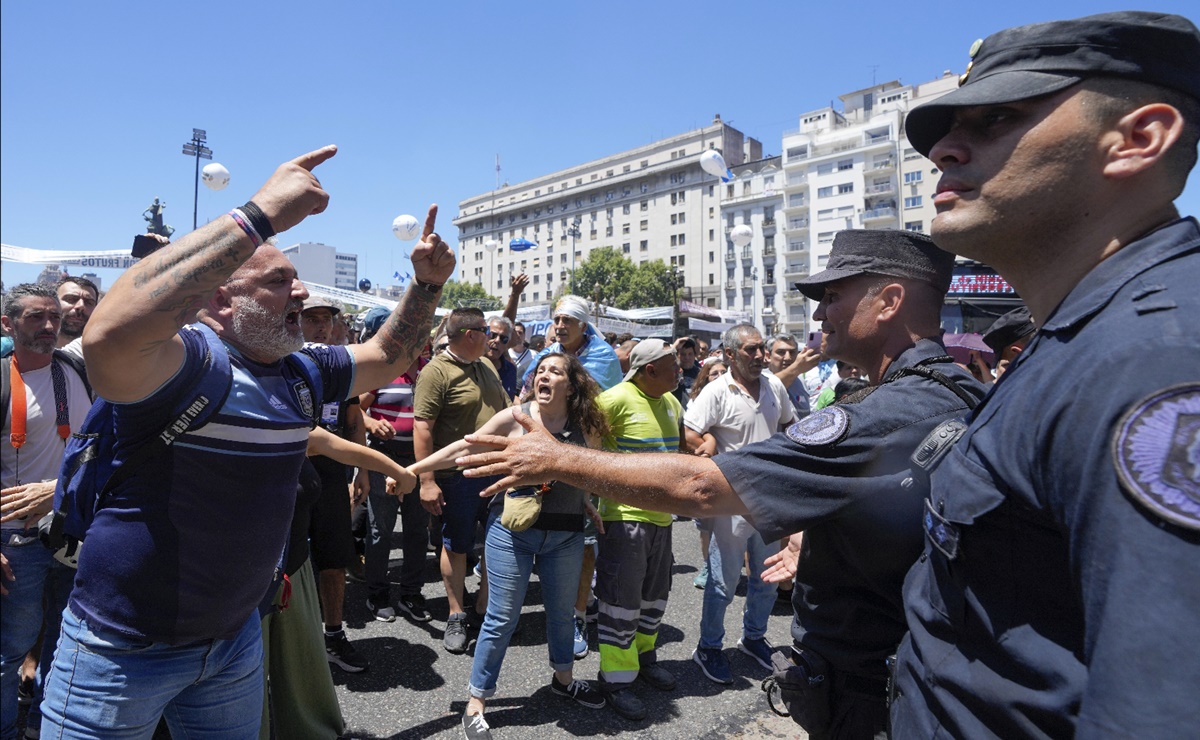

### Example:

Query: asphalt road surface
xmin=333 ymin=519 xmax=807 ymax=739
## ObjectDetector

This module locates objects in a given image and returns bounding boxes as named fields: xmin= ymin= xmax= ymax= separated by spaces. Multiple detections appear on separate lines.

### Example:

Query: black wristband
xmin=414 ymin=278 xmax=443 ymax=294
xmin=240 ymin=200 xmax=276 ymax=241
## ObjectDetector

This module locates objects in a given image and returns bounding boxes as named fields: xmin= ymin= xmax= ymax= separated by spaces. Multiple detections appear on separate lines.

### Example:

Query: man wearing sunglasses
xmin=484 ymin=316 xmax=519 ymax=401
xmin=413 ymin=307 xmax=509 ymax=655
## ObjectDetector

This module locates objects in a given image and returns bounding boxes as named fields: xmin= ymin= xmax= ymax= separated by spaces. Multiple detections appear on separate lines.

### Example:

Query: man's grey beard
xmin=231 ymin=295 xmax=303 ymax=361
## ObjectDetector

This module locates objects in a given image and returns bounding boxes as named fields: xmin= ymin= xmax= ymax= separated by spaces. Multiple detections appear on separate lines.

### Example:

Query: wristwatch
xmin=414 ymin=278 xmax=443 ymax=294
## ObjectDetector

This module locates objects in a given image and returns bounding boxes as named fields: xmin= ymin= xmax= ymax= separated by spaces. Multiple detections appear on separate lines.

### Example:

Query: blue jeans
xmin=468 ymin=516 xmax=584 ymax=698
xmin=366 ymin=467 xmax=428 ymax=601
xmin=698 ymin=516 xmax=778 ymax=649
xmin=1 ymin=532 xmax=73 ymax=740
xmin=40 ymin=608 xmax=264 ymax=739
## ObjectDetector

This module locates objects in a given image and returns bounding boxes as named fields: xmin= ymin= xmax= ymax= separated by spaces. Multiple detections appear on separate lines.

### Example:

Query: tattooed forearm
xmin=373 ymin=284 xmax=440 ymax=364
xmin=128 ymin=221 xmax=252 ymax=300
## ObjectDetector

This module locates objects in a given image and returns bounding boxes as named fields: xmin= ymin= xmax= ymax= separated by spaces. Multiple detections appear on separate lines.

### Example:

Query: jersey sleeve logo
xmin=785 ymin=406 xmax=849 ymax=447
xmin=1112 ymin=383 xmax=1200 ymax=532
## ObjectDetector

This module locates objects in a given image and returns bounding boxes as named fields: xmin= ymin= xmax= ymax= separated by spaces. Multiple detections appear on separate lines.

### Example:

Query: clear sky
xmin=3 ymin=1 xmax=1197 ymax=291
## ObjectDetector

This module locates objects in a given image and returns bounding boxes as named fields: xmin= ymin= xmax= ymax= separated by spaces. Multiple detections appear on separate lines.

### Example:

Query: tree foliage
xmin=567 ymin=248 xmax=676 ymax=309
xmin=438 ymin=279 xmax=501 ymax=311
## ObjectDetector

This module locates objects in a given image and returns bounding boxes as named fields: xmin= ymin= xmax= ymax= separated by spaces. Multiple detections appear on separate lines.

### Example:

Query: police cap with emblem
xmin=982 ymin=306 xmax=1035 ymax=354
xmin=793 ymin=229 xmax=955 ymax=301
xmin=906 ymin=11 xmax=1200 ymax=157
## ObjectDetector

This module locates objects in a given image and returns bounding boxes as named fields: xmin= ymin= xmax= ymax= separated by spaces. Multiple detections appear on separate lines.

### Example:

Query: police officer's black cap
xmin=906 ymin=11 xmax=1200 ymax=157
xmin=982 ymin=306 xmax=1035 ymax=354
xmin=793 ymin=230 xmax=955 ymax=301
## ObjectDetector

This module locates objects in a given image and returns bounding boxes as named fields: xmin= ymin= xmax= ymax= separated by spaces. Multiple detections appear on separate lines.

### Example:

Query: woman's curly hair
xmin=520 ymin=352 xmax=610 ymax=439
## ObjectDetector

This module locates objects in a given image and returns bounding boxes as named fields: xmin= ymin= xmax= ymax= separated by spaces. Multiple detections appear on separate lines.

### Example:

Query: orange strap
xmin=9 ymin=356 xmax=26 ymax=449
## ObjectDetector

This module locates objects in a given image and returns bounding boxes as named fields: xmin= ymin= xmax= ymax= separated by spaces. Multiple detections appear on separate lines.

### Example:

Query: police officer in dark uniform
xmin=893 ymin=11 xmax=1200 ymax=738
xmin=455 ymin=229 xmax=987 ymax=739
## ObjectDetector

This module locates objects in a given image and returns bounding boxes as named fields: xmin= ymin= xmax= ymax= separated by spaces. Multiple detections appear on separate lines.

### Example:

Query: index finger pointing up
xmin=422 ymin=204 xmax=439 ymax=240
xmin=291 ymin=145 xmax=338 ymax=172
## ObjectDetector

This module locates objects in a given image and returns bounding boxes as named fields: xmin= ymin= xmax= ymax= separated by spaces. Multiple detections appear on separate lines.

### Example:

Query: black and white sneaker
xmin=398 ymin=593 xmax=433 ymax=623
xmin=461 ymin=712 xmax=493 ymax=740
xmin=367 ymin=598 xmax=396 ymax=622
xmin=325 ymin=631 xmax=369 ymax=673
xmin=550 ymin=675 xmax=606 ymax=709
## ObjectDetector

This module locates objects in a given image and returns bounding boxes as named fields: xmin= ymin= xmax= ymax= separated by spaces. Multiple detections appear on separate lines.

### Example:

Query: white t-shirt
xmin=2 ymin=360 xmax=92 ymax=529
xmin=683 ymin=371 xmax=795 ymax=455
xmin=802 ymin=360 xmax=842 ymax=407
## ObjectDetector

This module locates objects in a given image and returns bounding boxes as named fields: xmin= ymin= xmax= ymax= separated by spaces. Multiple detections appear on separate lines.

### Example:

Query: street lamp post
xmin=670 ymin=266 xmax=683 ymax=338
xmin=566 ymin=216 xmax=582 ymax=295
xmin=180 ymin=128 xmax=212 ymax=231
xmin=751 ymin=266 xmax=759 ymax=333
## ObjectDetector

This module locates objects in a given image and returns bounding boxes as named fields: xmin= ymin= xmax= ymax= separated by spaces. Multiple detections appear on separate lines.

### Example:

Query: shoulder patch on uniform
xmin=786 ymin=406 xmax=849 ymax=447
xmin=1112 ymin=383 xmax=1200 ymax=532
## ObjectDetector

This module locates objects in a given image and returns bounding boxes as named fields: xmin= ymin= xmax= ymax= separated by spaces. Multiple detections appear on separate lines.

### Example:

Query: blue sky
xmin=3 ymin=1 xmax=1197 ymax=290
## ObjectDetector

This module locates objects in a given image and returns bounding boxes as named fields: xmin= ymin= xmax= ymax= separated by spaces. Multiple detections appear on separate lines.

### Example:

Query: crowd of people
xmin=2 ymin=10 xmax=1198 ymax=740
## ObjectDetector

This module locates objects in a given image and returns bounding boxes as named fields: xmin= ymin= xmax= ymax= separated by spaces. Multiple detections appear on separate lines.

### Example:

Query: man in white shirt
xmin=683 ymin=323 xmax=795 ymax=685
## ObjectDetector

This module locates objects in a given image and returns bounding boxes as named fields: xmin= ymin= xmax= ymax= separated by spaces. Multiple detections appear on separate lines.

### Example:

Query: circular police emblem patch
xmin=786 ymin=406 xmax=849 ymax=447
xmin=1112 ymin=383 xmax=1200 ymax=532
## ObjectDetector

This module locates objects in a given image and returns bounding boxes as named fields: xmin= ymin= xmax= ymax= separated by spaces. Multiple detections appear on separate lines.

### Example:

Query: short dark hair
xmin=1081 ymin=77 xmax=1200 ymax=195
xmin=5 ymin=283 xmax=58 ymax=321
xmin=56 ymin=275 xmax=99 ymax=301
xmin=447 ymin=307 xmax=486 ymax=335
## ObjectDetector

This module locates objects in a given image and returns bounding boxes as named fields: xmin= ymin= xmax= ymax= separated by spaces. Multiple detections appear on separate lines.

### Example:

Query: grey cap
xmin=906 ymin=11 xmax=1200 ymax=157
xmin=623 ymin=338 xmax=676 ymax=382
xmin=301 ymin=297 xmax=341 ymax=316
xmin=793 ymin=230 xmax=955 ymax=301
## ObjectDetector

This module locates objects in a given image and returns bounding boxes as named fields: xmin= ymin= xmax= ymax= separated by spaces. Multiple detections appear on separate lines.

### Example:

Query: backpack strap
xmin=1 ymin=357 xmax=9 ymax=426
xmin=97 ymin=324 xmax=233 ymax=499
xmin=51 ymin=350 xmax=92 ymax=401
xmin=284 ymin=351 xmax=325 ymax=429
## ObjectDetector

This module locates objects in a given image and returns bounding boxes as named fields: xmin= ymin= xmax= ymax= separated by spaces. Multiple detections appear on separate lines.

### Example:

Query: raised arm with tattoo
xmin=347 ymin=205 xmax=455 ymax=396
xmin=458 ymin=408 xmax=748 ymax=518
xmin=83 ymin=146 xmax=338 ymax=402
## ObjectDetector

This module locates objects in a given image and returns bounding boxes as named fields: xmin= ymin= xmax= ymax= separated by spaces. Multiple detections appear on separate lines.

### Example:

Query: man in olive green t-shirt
xmin=414 ymin=307 xmax=509 ymax=654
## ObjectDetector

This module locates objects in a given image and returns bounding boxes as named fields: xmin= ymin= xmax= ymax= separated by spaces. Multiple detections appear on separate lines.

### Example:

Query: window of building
xmin=640 ymin=240 xmax=648 ymax=252
xmin=817 ymin=186 xmax=834 ymax=198
xmin=606 ymin=169 xmax=613 ymax=177
xmin=837 ymin=158 xmax=854 ymax=171
xmin=640 ymin=160 xmax=649 ymax=168
xmin=606 ymin=190 xmax=614 ymax=201
xmin=904 ymin=196 xmax=923 ymax=209
xmin=622 ymin=224 xmax=630 ymax=234
xmin=817 ymin=163 xmax=835 ymax=175
xmin=533 ymin=274 xmax=540 ymax=284
xmin=838 ymin=182 xmax=854 ymax=194
xmin=905 ymin=221 xmax=924 ymax=232
xmin=640 ymin=183 xmax=649 ymax=193
xmin=622 ymin=242 xmax=631 ymax=254
xmin=589 ymin=194 xmax=597 ymax=203
xmin=640 ymin=200 xmax=648 ymax=212
xmin=640 ymin=220 xmax=648 ymax=231
xmin=623 ymin=204 xmax=631 ymax=215
xmin=671 ymin=235 xmax=678 ymax=246
xmin=709 ymin=228 xmax=715 ymax=241
xmin=605 ymin=225 xmax=613 ymax=237
xmin=708 ymin=251 xmax=715 ymax=263
xmin=903 ymin=171 xmax=923 ymax=183
xmin=623 ymin=164 xmax=631 ymax=173
xmin=576 ymin=178 xmax=582 ymax=186
xmin=818 ymin=208 xmax=835 ymax=220
xmin=678 ymin=234 xmax=686 ymax=245
xmin=818 ymin=231 xmax=836 ymax=244
xmin=726 ymin=184 xmax=735 ymax=198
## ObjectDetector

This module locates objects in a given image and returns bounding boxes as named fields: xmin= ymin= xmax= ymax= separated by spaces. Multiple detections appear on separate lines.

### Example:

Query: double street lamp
xmin=180 ymin=128 xmax=212 ymax=231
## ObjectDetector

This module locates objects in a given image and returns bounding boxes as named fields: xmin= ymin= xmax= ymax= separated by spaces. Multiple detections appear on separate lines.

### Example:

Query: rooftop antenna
xmin=869 ymin=64 xmax=880 ymax=86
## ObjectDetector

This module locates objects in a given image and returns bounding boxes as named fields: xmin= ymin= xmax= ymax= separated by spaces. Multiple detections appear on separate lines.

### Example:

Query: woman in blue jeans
xmin=398 ymin=353 xmax=608 ymax=739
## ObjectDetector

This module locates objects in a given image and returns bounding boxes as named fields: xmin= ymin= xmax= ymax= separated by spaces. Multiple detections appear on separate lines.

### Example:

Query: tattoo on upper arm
xmin=374 ymin=286 xmax=439 ymax=364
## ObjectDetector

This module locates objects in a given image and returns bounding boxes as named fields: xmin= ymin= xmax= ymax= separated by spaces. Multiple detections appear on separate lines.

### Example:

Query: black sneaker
xmin=638 ymin=661 xmax=677 ymax=691
xmin=550 ymin=675 xmax=606 ymax=709
xmin=398 ymin=594 xmax=432 ymax=623
xmin=461 ymin=712 xmax=493 ymax=740
xmin=444 ymin=612 xmax=470 ymax=654
xmin=325 ymin=631 xmax=369 ymax=673
xmin=601 ymin=685 xmax=647 ymax=721
xmin=17 ymin=675 xmax=34 ymax=706
xmin=367 ymin=598 xmax=396 ymax=622
xmin=345 ymin=555 xmax=366 ymax=584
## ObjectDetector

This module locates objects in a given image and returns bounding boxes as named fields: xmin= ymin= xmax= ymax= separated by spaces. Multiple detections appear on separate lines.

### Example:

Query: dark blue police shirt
xmin=717 ymin=338 xmax=986 ymax=678
xmin=892 ymin=218 xmax=1200 ymax=739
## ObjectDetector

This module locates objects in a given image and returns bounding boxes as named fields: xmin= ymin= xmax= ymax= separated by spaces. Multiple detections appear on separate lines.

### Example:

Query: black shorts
xmin=308 ymin=461 xmax=356 ymax=571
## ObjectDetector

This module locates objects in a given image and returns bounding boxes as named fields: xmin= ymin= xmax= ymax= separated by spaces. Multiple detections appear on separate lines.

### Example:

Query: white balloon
xmin=699 ymin=150 xmax=732 ymax=182
xmin=730 ymin=224 xmax=754 ymax=247
xmin=201 ymin=163 xmax=230 ymax=191
xmin=392 ymin=214 xmax=421 ymax=241
xmin=484 ymin=239 xmax=499 ymax=252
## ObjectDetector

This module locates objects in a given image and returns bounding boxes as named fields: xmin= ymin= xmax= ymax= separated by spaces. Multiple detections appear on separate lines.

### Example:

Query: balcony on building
xmin=724 ymin=280 xmax=737 ymax=291
xmin=762 ymin=279 xmax=777 ymax=295
xmin=783 ymin=291 xmax=808 ymax=305
xmin=725 ymin=248 xmax=737 ymax=262
xmin=742 ymin=278 xmax=755 ymax=291
xmin=784 ymin=194 xmax=808 ymax=212
xmin=762 ymin=245 xmax=777 ymax=262
xmin=864 ymin=181 xmax=895 ymax=196
xmin=783 ymin=263 xmax=808 ymax=281
xmin=862 ymin=205 xmax=897 ymax=221
xmin=787 ymin=218 xmax=810 ymax=231
xmin=741 ymin=246 xmax=754 ymax=262
xmin=871 ymin=156 xmax=896 ymax=171
xmin=784 ymin=172 xmax=808 ymax=190
xmin=762 ymin=217 xmax=777 ymax=230
xmin=785 ymin=240 xmax=809 ymax=257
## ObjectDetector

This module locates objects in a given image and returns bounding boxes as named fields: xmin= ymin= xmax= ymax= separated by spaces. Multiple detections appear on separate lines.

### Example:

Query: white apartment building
xmin=716 ymin=156 xmax=785 ymax=335
xmin=452 ymin=116 xmax=762 ymax=309
xmin=777 ymin=73 xmax=958 ymax=335
xmin=281 ymin=241 xmax=359 ymax=292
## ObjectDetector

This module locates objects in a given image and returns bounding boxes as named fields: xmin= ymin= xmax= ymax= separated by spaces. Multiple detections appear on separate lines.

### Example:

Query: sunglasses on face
xmin=459 ymin=326 xmax=493 ymax=337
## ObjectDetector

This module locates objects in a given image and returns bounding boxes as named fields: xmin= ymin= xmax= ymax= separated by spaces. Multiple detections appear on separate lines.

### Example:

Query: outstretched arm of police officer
xmin=459 ymin=408 xmax=749 ymax=518
xmin=348 ymin=206 xmax=455 ymax=397
xmin=84 ymin=146 xmax=338 ymax=402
